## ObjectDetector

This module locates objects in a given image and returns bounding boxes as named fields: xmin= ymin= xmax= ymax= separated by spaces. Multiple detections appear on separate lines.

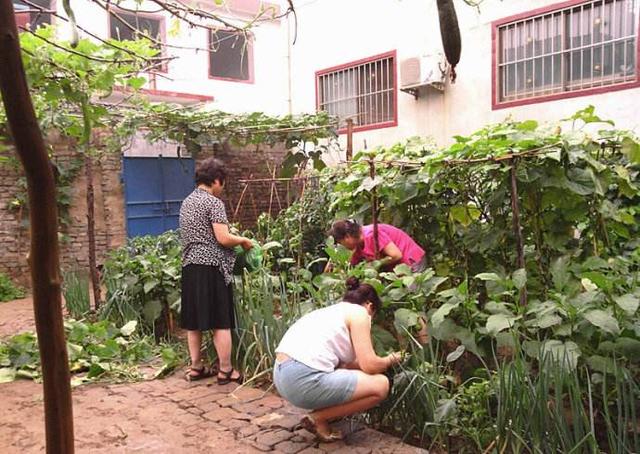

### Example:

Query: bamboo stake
xmin=268 ymin=166 xmax=276 ymax=217
xmin=233 ymin=182 xmax=250 ymax=221
xmin=369 ymin=158 xmax=380 ymax=259
xmin=238 ymin=175 xmax=319 ymax=183
xmin=509 ymin=159 xmax=527 ymax=306
xmin=346 ymin=118 xmax=354 ymax=161
xmin=0 ymin=3 xmax=75 ymax=452
xmin=85 ymin=154 xmax=101 ymax=309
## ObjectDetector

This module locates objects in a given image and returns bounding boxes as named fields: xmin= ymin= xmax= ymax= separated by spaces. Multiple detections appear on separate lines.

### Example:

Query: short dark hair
xmin=195 ymin=158 xmax=227 ymax=186
xmin=329 ymin=219 xmax=361 ymax=241
xmin=343 ymin=277 xmax=381 ymax=312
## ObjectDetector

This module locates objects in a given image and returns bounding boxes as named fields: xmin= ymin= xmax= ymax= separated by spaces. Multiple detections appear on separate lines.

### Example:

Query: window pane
xmin=209 ymin=31 xmax=251 ymax=81
xmin=14 ymin=0 xmax=52 ymax=30
xmin=110 ymin=12 xmax=161 ymax=43
xmin=497 ymin=0 xmax=638 ymax=102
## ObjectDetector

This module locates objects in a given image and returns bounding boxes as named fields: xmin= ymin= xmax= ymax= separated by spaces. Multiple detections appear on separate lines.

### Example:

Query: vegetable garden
xmin=239 ymin=107 xmax=640 ymax=453
xmin=0 ymin=4 xmax=638 ymax=451
xmin=7 ymin=106 xmax=635 ymax=452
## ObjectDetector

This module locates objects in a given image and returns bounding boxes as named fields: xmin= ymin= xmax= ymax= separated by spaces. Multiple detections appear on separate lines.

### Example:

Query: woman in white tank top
xmin=274 ymin=277 xmax=402 ymax=442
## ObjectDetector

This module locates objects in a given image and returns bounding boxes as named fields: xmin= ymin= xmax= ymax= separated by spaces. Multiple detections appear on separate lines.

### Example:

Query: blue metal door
xmin=122 ymin=156 xmax=195 ymax=237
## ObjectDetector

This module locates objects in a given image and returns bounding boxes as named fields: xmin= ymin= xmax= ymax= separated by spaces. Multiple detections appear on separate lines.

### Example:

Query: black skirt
xmin=180 ymin=264 xmax=235 ymax=331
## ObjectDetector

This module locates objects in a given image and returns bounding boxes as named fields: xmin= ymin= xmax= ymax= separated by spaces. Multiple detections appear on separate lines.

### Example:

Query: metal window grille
xmin=497 ymin=0 xmax=639 ymax=102
xmin=317 ymin=55 xmax=395 ymax=129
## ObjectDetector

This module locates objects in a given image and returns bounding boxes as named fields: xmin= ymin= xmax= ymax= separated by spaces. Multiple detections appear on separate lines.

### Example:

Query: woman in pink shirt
xmin=328 ymin=219 xmax=427 ymax=272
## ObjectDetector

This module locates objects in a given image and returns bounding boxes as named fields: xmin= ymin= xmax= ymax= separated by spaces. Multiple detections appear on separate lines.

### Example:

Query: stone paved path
xmin=0 ymin=298 xmax=427 ymax=453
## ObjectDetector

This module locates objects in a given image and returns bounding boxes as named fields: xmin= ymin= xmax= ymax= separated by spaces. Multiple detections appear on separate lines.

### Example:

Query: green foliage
xmin=255 ymin=180 xmax=334 ymax=269
xmin=117 ymin=104 xmax=338 ymax=173
xmin=0 ymin=272 xmax=25 ymax=302
xmin=0 ymin=319 xmax=183 ymax=385
xmin=231 ymin=268 xmax=309 ymax=384
xmin=328 ymin=113 xmax=640 ymax=291
xmin=4 ymin=155 xmax=83 ymax=231
xmin=244 ymin=108 xmax=640 ymax=451
xmin=62 ymin=269 xmax=90 ymax=319
xmin=11 ymin=26 xmax=157 ymax=148
xmin=100 ymin=231 xmax=181 ymax=336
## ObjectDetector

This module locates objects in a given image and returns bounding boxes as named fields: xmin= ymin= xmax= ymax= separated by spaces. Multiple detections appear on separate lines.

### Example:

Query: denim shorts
xmin=273 ymin=358 xmax=358 ymax=410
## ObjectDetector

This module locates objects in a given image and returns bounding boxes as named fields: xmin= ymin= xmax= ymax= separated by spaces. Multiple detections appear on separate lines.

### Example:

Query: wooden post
xmin=346 ymin=118 xmax=354 ymax=161
xmin=85 ymin=154 xmax=101 ymax=309
xmin=368 ymin=158 xmax=380 ymax=259
xmin=0 ymin=3 xmax=75 ymax=452
xmin=509 ymin=159 xmax=527 ymax=306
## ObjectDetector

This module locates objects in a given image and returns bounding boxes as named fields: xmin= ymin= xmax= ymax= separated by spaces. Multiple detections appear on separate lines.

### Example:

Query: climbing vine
xmin=3 ymin=153 xmax=83 ymax=231
xmin=114 ymin=104 xmax=339 ymax=175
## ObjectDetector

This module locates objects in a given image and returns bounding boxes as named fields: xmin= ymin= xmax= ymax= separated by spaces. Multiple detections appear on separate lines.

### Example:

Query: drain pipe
xmin=286 ymin=13 xmax=293 ymax=114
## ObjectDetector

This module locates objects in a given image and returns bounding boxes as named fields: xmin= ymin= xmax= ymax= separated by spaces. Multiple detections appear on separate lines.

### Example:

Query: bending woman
xmin=328 ymin=219 xmax=426 ymax=272
xmin=274 ymin=277 xmax=401 ymax=441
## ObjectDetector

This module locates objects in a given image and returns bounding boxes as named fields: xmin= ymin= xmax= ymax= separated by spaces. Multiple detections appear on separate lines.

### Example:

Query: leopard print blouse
xmin=179 ymin=188 xmax=236 ymax=285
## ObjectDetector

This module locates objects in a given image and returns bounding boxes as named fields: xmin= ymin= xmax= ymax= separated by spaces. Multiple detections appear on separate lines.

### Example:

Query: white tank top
xmin=276 ymin=302 xmax=369 ymax=372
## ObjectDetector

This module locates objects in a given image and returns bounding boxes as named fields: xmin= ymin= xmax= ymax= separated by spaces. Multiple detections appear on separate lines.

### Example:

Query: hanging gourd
xmin=436 ymin=0 xmax=461 ymax=83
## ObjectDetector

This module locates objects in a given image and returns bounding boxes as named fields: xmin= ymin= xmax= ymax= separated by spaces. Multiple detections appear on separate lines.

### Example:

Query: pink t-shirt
xmin=350 ymin=224 xmax=425 ymax=267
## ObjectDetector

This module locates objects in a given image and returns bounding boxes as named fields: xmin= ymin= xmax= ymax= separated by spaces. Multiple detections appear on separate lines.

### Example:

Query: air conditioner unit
xmin=400 ymin=54 xmax=447 ymax=97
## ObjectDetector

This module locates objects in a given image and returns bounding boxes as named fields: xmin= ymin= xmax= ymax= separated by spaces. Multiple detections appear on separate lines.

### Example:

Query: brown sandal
xmin=185 ymin=365 xmax=215 ymax=382
xmin=300 ymin=415 xmax=343 ymax=443
xmin=217 ymin=368 xmax=244 ymax=385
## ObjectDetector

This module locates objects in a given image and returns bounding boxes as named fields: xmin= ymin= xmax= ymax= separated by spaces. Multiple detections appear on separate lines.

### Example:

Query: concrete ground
xmin=0 ymin=298 xmax=426 ymax=453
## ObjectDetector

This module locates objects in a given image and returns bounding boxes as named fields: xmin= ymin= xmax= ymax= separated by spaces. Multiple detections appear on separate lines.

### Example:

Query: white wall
xmin=52 ymin=0 xmax=290 ymax=115
xmin=290 ymin=0 xmax=640 ymax=152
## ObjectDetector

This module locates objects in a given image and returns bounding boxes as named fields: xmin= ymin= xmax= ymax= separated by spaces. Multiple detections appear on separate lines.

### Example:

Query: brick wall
xmin=199 ymin=142 xmax=305 ymax=228
xmin=0 ymin=134 xmax=126 ymax=287
xmin=1 ymin=137 xmax=301 ymax=288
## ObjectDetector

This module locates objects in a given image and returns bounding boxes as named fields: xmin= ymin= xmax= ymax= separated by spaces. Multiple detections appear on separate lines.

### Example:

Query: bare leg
xmin=213 ymin=329 xmax=240 ymax=380
xmin=309 ymin=371 xmax=389 ymax=436
xmin=186 ymin=330 xmax=203 ymax=376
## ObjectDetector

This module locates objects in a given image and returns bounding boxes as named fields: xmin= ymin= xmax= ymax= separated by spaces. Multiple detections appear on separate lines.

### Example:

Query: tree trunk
xmin=85 ymin=154 xmax=101 ymax=309
xmin=0 ymin=4 xmax=75 ymax=453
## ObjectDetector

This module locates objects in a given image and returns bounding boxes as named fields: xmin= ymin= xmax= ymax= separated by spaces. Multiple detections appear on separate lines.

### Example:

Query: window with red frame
xmin=109 ymin=11 xmax=163 ymax=45
xmin=317 ymin=53 xmax=396 ymax=130
xmin=209 ymin=30 xmax=252 ymax=82
xmin=496 ymin=0 xmax=639 ymax=104
xmin=13 ymin=0 xmax=52 ymax=31
xmin=109 ymin=11 xmax=164 ymax=71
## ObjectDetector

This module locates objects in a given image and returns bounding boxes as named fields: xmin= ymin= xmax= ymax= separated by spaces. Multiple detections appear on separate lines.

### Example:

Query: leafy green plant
xmin=255 ymin=179 xmax=334 ymax=270
xmin=4 ymin=155 xmax=83 ymax=231
xmin=0 ymin=319 xmax=183 ymax=385
xmin=493 ymin=353 xmax=639 ymax=454
xmin=327 ymin=109 xmax=640 ymax=298
xmin=231 ymin=268 xmax=309 ymax=385
xmin=100 ymin=231 xmax=181 ymax=339
xmin=62 ymin=269 xmax=90 ymax=318
xmin=0 ymin=272 xmax=25 ymax=302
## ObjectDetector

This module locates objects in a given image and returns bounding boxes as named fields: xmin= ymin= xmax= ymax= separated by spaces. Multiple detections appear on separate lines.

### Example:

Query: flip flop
xmin=300 ymin=415 xmax=343 ymax=443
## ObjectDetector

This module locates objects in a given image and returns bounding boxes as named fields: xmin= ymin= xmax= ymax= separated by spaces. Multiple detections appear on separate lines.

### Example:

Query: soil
xmin=0 ymin=298 xmax=427 ymax=453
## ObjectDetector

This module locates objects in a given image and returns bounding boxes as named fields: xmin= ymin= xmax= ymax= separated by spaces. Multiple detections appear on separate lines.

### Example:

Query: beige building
xmin=289 ymin=0 xmax=640 ymax=151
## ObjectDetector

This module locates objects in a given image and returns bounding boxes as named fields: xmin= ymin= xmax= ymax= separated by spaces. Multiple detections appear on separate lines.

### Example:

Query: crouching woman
xmin=273 ymin=277 xmax=401 ymax=442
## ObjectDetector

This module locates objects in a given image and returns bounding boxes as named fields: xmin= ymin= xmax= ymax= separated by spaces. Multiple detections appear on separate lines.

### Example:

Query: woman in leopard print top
xmin=179 ymin=157 xmax=252 ymax=384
